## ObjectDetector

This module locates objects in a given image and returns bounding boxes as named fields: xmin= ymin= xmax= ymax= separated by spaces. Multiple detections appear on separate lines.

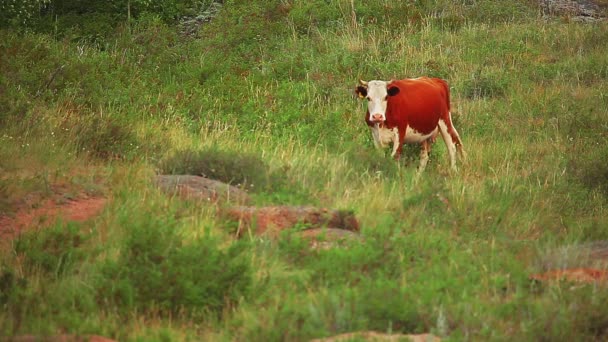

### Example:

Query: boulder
xmin=540 ymin=0 xmax=605 ymax=22
xmin=155 ymin=175 xmax=250 ymax=204
xmin=531 ymin=240 xmax=608 ymax=285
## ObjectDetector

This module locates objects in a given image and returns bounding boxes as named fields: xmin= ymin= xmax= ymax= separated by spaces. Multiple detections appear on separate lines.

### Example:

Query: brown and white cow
xmin=355 ymin=77 xmax=465 ymax=172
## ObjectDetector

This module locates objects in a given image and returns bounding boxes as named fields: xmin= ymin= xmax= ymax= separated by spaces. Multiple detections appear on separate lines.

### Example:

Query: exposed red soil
xmin=310 ymin=331 xmax=441 ymax=342
xmin=530 ymin=268 xmax=608 ymax=284
xmin=0 ymin=196 xmax=107 ymax=243
xmin=8 ymin=335 xmax=116 ymax=342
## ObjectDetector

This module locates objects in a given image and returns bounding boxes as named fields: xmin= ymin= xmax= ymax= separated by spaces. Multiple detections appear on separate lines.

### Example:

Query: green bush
xmin=13 ymin=222 xmax=89 ymax=278
xmin=0 ymin=267 xmax=27 ymax=307
xmin=461 ymin=69 xmax=508 ymax=99
xmin=159 ymin=148 xmax=281 ymax=190
xmin=72 ymin=116 xmax=142 ymax=160
xmin=343 ymin=146 xmax=400 ymax=178
xmin=98 ymin=213 xmax=252 ymax=317
xmin=159 ymin=148 xmax=316 ymax=204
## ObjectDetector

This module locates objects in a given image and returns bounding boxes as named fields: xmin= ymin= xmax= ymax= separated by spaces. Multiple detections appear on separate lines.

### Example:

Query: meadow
xmin=1 ymin=0 xmax=608 ymax=340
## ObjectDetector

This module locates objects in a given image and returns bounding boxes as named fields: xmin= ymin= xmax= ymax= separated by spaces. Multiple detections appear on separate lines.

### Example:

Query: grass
xmin=1 ymin=0 xmax=608 ymax=340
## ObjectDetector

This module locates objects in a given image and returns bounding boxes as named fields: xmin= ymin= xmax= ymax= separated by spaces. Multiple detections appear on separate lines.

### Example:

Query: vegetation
xmin=1 ymin=0 xmax=608 ymax=340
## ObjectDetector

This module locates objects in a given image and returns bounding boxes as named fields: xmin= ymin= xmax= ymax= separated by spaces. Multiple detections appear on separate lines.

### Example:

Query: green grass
xmin=1 ymin=0 xmax=608 ymax=341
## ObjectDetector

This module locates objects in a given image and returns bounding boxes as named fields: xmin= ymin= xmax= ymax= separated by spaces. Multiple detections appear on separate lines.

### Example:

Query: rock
xmin=531 ymin=241 xmax=608 ymax=285
xmin=540 ymin=0 xmax=605 ymax=22
xmin=535 ymin=240 xmax=608 ymax=271
xmin=223 ymin=206 xmax=359 ymax=238
xmin=310 ymin=331 xmax=441 ymax=342
xmin=155 ymin=175 xmax=250 ymax=204
xmin=178 ymin=2 xmax=223 ymax=37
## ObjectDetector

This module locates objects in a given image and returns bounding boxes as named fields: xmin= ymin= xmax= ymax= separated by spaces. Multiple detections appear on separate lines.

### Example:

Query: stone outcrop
xmin=155 ymin=175 xmax=250 ymax=204
xmin=179 ymin=2 xmax=223 ymax=36
xmin=540 ymin=0 xmax=606 ymax=22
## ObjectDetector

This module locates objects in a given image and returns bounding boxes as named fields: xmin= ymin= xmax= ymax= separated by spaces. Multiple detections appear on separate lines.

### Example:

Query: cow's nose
xmin=372 ymin=114 xmax=383 ymax=122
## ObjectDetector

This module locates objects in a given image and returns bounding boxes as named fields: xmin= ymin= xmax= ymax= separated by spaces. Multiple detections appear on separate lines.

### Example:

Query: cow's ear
xmin=387 ymin=86 xmax=400 ymax=96
xmin=355 ymin=86 xmax=368 ymax=99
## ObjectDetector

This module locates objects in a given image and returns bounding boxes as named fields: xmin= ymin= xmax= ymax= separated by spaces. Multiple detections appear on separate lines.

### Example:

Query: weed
xmin=159 ymin=148 xmax=278 ymax=190
xmin=13 ymin=222 xmax=89 ymax=278
xmin=461 ymin=69 xmax=508 ymax=99
xmin=98 ymin=211 xmax=252 ymax=317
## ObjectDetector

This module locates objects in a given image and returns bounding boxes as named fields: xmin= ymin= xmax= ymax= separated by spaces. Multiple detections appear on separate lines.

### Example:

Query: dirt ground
xmin=0 ymin=195 xmax=106 ymax=246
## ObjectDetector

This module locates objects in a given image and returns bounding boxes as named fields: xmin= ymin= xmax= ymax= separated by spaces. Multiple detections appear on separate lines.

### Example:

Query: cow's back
xmin=385 ymin=77 xmax=450 ymax=135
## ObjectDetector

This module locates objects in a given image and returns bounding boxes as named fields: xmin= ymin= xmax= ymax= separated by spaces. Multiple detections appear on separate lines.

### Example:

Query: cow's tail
xmin=436 ymin=78 xmax=465 ymax=158
xmin=437 ymin=78 xmax=451 ymax=112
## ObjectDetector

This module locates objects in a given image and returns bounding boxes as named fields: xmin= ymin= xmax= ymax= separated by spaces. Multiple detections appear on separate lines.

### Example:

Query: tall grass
xmin=1 ymin=0 xmax=608 ymax=340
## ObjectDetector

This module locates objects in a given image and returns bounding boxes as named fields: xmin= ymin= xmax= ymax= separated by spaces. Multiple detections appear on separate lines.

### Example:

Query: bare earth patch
xmin=310 ymin=331 xmax=441 ymax=342
xmin=530 ymin=268 xmax=608 ymax=284
xmin=0 ymin=196 xmax=107 ymax=243
xmin=7 ymin=335 xmax=116 ymax=342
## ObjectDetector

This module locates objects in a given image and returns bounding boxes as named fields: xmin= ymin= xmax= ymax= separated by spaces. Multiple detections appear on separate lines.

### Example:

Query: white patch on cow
xmin=371 ymin=125 xmax=397 ymax=147
xmin=418 ymin=141 xmax=431 ymax=174
xmin=403 ymin=126 xmax=437 ymax=144
xmin=370 ymin=124 xmax=399 ymax=157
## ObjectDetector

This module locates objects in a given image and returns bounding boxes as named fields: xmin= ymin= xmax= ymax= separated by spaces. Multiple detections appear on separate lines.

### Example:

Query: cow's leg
xmin=394 ymin=126 xmax=406 ymax=160
xmin=370 ymin=126 xmax=382 ymax=149
xmin=438 ymin=119 xmax=457 ymax=171
xmin=418 ymin=139 xmax=431 ymax=173
xmin=390 ymin=128 xmax=399 ymax=157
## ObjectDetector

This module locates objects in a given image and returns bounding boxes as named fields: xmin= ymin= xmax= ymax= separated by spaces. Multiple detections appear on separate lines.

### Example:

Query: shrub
xmin=98 ymin=213 xmax=252 ymax=317
xmin=568 ymin=143 xmax=608 ymax=198
xmin=70 ymin=116 xmax=143 ymax=160
xmin=13 ymin=222 xmax=89 ymax=278
xmin=343 ymin=146 xmax=401 ymax=178
xmin=0 ymin=267 xmax=27 ymax=307
xmin=159 ymin=148 xmax=282 ymax=190
xmin=461 ymin=69 xmax=508 ymax=99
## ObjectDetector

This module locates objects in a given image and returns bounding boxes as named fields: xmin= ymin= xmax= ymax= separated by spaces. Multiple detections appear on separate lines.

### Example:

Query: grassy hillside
xmin=1 ymin=0 xmax=608 ymax=340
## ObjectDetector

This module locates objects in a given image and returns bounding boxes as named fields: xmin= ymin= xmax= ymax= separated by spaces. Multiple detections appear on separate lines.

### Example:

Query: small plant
xmin=98 ymin=213 xmax=252 ymax=317
xmin=159 ymin=148 xmax=282 ymax=190
xmin=13 ymin=222 xmax=89 ymax=278
xmin=71 ymin=117 xmax=142 ymax=160
xmin=461 ymin=69 xmax=508 ymax=99
xmin=0 ymin=268 xmax=27 ymax=307
xmin=343 ymin=146 xmax=400 ymax=178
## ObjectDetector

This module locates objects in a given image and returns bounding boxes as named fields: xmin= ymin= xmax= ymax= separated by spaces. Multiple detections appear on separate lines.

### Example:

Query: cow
xmin=355 ymin=77 xmax=465 ymax=172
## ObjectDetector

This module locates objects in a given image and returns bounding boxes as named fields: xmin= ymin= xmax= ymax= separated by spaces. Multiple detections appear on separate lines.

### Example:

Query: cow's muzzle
xmin=371 ymin=113 xmax=384 ymax=122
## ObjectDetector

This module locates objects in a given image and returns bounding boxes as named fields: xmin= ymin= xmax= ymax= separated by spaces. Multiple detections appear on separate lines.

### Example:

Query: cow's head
xmin=355 ymin=79 xmax=400 ymax=123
